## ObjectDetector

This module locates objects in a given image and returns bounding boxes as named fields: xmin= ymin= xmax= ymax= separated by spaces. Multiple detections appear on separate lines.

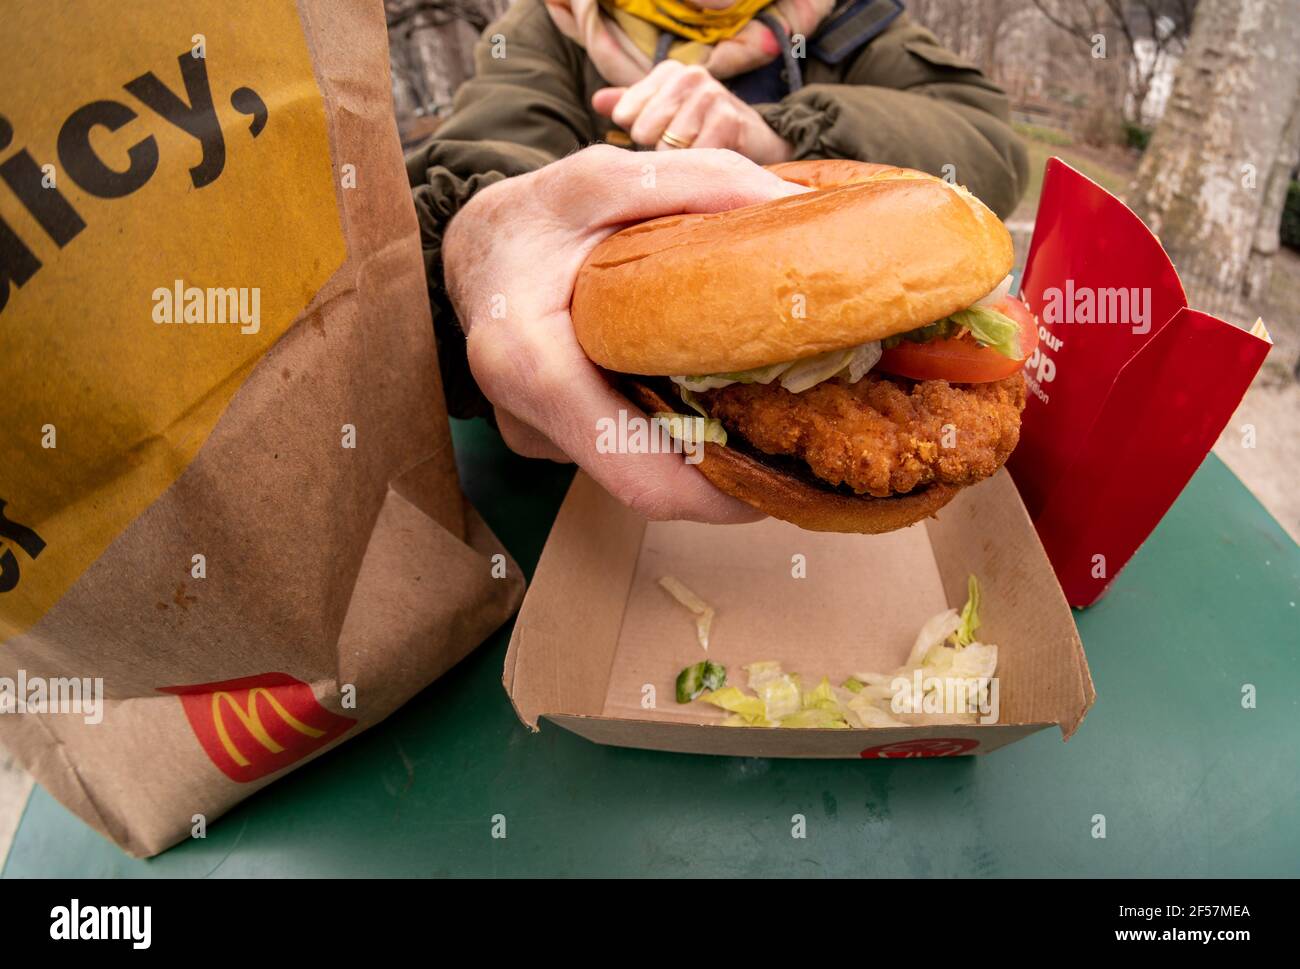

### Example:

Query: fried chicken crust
xmin=701 ymin=373 xmax=1026 ymax=497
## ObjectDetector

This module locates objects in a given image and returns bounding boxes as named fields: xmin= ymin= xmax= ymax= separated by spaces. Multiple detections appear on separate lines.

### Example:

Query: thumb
xmin=591 ymin=87 xmax=625 ymax=117
xmin=565 ymin=144 xmax=811 ymax=230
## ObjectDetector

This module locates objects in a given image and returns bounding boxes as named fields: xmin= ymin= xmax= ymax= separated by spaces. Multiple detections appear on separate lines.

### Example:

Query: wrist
xmin=442 ymin=181 xmax=506 ymax=331
xmin=443 ymin=204 xmax=490 ymax=337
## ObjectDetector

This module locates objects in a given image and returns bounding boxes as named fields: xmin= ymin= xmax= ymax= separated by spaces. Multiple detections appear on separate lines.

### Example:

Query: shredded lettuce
xmin=678 ymin=575 xmax=998 ymax=729
xmin=672 ymin=364 xmax=785 ymax=393
xmin=756 ymin=675 xmax=802 ymax=720
xmin=701 ymin=686 xmax=768 ymax=724
xmin=881 ymin=317 xmax=961 ymax=349
xmin=661 ymin=388 xmax=727 ymax=447
xmin=948 ymin=641 xmax=998 ymax=680
xmin=955 ymin=574 xmax=981 ymax=647
xmin=948 ymin=307 xmax=1022 ymax=359
xmin=659 ymin=576 xmax=716 ymax=652
xmin=859 ymin=574 xmax=996 ymax=721
xmin=676 ymin=664 xmax=703 ymax=703
xmin=846 ymin=695 xmax=905 ymax=727
xmin=802 ymin=676 xmax=839 ymax=711
xmin=671 ymin=341 xmax=881 ymax=396
xmin=780 ymin=708 xmax=849 ymax=729
xmin=846 ymin=342 xmax=882 ymax=382
xmin=743 ymin=661 xmax=785 ymax=689
xmin=676 ymin=386 xmax=710 ymax=417
xmin=676 ymin=660 xmax=726 ymax=703
xmin=775 ymin=347 xmax=858 ymax=393
xmin=881 ymin=306 xmax=1021 ymax=359
xmin=715 ymin=362 xmax=789 ymax=385
xmin=906 ymin=609 xmax=961 ymax=668
xmin=653 ymin=412 xmax=727 ymax=448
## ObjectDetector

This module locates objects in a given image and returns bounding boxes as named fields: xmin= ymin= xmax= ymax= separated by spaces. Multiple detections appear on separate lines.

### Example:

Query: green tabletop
xmin=5 ymin=419 xmax=1298 ymax=877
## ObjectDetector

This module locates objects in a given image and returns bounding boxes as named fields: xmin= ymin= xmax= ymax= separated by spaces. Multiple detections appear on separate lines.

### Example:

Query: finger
xmin=609 ymin=60 xmax=684 ymax=130
xmin=692 ymin=101 xmax=743 ymax=151
xmin=591 ymin=87 xmax=625 ymax=117
xmin=470 ymin=318 xmax=764 ymax=524
xmin=495 ymin=408 xmax=570 ymax=462
xmin=653 ymin=83 xmax=720 ymax=151
xmin=629 ymin=66 xmax=709 ymax=147
xmin=592 ymin=441 xmax=767 ymax=524
xmin=557 ymin=143 xmax=809 ymax=231
xmin=562 ymin=382 xmax=767 ymax=524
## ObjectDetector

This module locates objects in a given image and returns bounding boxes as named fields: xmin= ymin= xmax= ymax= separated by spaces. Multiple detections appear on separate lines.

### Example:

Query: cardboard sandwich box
xmin=504 ymin=471 xmax=1094 ymax=759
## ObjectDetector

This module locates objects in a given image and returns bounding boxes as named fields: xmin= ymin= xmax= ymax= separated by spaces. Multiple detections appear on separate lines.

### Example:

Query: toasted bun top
xmin=572 ymin=160 xmax=1014 ymax=376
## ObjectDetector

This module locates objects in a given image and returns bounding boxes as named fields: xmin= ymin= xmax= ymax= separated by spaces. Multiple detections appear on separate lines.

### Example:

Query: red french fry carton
xmin=1007 ymin=159 xmax=1273 ymax=607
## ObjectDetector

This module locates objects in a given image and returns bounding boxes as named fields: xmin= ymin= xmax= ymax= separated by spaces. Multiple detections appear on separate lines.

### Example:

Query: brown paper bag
xmin=0 ymin=1 xmax=523 ymax=856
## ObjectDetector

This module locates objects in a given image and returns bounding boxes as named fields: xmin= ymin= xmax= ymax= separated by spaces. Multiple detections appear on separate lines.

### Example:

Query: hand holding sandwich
xmin=441 ymin=144 xmax=803 ymax=523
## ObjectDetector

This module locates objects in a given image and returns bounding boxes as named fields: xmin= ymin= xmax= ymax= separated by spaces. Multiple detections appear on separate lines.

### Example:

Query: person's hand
xmin=442 ymin=144 xmax=803 ymax=523
xmin=592 ymin=62 xmax=794 ymax=165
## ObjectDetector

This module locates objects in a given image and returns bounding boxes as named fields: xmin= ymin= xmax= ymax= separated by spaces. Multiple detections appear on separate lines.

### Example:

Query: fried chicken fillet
xmin=701 ymin=373 xmax=1027 ymax=498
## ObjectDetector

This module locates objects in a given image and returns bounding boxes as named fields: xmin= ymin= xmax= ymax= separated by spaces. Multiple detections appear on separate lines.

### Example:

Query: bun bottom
xmin=624 ymin=378 xmax=959 ymax=534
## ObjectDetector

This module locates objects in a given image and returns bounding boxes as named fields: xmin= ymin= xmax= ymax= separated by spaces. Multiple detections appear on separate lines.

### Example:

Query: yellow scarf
xmin=600 ymin=0 xmax=778 ymax=45
xmin=545 ymin=0 xmax=834 ymax=85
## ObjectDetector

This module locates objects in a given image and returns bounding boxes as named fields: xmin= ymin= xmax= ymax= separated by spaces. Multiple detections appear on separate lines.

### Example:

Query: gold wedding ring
xmin=660 ymin=130 xmax=694 ymax=149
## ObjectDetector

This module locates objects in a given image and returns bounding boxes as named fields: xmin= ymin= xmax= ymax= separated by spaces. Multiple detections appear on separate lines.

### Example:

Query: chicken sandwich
xmin=571 ymin=159 xmax=1037 ymax=533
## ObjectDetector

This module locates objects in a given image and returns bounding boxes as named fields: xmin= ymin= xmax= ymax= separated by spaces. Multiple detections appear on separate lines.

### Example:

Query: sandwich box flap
xmin=1008 ymin=159 xmax=1272 ymax=607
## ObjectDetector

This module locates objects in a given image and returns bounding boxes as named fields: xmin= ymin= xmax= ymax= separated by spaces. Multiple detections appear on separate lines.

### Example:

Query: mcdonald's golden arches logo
xmin=159 ymin=673 xmax=355 ymax=782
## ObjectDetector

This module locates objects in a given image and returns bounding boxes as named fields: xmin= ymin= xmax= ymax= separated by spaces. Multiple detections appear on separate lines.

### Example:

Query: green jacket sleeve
xmin=759 ymin=16 xmax=1029 ymax=218
xmin=407 ymin=0 xmax=597 ymax=419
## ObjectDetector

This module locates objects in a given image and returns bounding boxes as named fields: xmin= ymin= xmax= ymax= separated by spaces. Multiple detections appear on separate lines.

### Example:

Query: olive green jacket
xmin=408 ymin=0 xmax=1028 ymax=418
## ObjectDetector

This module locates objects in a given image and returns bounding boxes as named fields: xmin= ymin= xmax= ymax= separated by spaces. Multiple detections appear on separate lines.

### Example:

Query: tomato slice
xmin=876 ymin=296 xmax=1039 ymax=383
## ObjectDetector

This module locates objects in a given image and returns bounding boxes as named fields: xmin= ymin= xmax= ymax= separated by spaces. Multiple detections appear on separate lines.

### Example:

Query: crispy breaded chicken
xmin=701 ymin=374 xmax=1026 ymax=497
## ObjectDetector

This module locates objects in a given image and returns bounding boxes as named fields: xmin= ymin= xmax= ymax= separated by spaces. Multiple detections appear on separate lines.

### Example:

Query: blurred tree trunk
xmin=1244 ymin=94 xmax=1300 ymax=303
xmin=1029 ymin=0 xmax=1197 ymax=129
xmin=910 ymin=0 xmax=1027 ymax=82
xmin=1128 ymin=0 xmax=1300 ymax=319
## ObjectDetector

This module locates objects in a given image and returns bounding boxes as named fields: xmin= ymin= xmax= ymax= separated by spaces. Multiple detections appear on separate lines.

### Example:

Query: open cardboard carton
xmin=505 ymin=470 xmax=1094 ymax=759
